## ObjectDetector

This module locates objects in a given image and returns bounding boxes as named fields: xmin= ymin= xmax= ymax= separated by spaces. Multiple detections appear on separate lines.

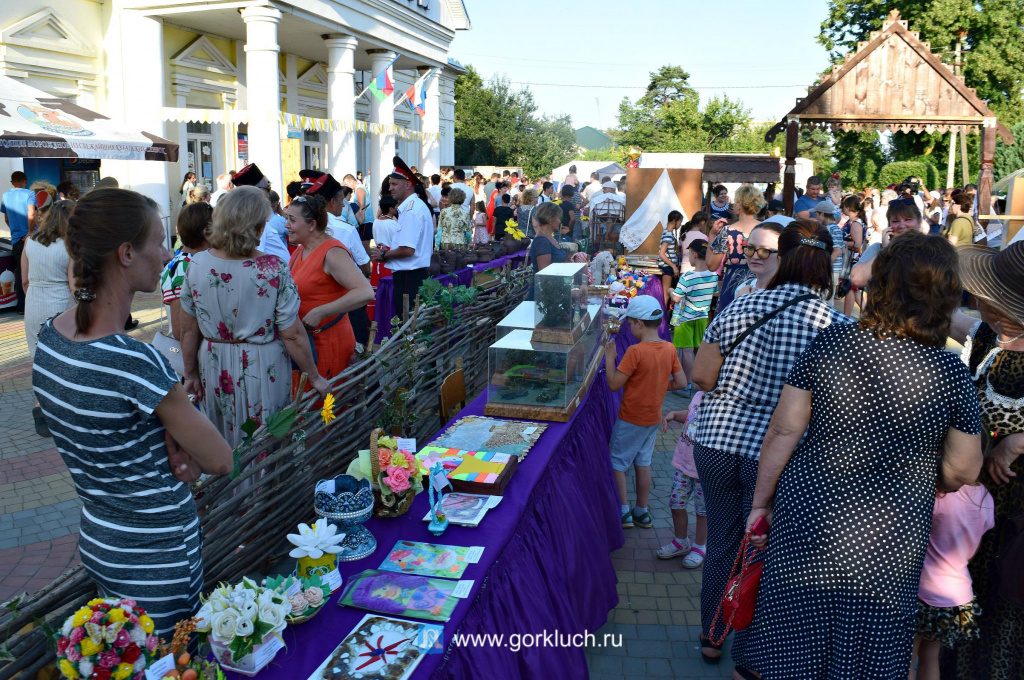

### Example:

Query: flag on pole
xmin=405 ymin=69 xmax=433 ymax=117
xmin=368 ymin=57 xmax=397 ymax=102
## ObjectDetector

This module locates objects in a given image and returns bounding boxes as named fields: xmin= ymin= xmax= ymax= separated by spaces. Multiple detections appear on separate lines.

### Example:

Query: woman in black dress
xmin=743 ymin=231 xmax=984 ymax=680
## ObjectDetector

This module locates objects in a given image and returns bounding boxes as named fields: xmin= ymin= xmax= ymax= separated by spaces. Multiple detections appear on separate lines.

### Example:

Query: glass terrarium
xmin=488 ymin=329 xmax=589 ymax=410
xmin=533 ymin=263 xmax=590 ymax=341
xmin=496 ymin=301 xmax=538 ymax=339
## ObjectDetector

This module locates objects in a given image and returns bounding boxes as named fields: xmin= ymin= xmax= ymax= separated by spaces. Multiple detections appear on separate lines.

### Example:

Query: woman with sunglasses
xmin=734 ymin=220 xmax=786 ymax=298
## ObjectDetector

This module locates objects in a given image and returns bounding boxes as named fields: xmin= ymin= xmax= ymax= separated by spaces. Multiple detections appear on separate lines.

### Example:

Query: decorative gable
xmin=1 ymin=7 xmax=97 ymax=58
xmin=298 ymin=63 xmax=328 ymax=93
xmin=172 ymin=35 xmax=236 ymax=76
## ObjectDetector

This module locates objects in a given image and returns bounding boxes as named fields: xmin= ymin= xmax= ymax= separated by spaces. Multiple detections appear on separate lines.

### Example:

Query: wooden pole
xmin=783 ymin=119 xmax=799 ymax=216
xmin=960 ymin=131 xmax=970 ymax=187
xmin=946 ymin=130 xmax=957 ymax=189
xmin=977 ymin=124 xmax=996 ymax=231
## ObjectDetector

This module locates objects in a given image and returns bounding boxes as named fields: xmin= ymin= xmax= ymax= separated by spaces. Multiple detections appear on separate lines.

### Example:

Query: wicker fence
xmin=0 ymin=265 xmax=531 ymax=679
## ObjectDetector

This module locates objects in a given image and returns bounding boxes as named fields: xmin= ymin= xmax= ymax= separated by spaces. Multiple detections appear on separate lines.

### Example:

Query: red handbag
xmin=708 ymin=531 xmax=764 ymax=645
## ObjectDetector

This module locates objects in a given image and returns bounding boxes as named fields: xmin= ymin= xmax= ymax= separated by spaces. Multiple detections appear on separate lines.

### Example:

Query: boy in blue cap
xmin=604 ymin=296 xmax=687 ymax=528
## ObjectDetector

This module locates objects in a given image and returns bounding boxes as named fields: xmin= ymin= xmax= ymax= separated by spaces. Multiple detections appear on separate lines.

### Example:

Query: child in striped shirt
xmin=669 ymin=239 xmax=717 ymax=393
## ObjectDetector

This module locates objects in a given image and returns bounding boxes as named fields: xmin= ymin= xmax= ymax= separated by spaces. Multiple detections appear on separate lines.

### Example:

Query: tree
xmin=995 ymin=121 xmax=1024 ymax=181
xmin=453 ymin=65 xmax=575 ymax=177
xmin=640 ymin=65 xmax=698 ymax=109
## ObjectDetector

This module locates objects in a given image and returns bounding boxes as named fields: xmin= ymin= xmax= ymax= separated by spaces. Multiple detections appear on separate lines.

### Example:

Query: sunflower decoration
xmin=505 ymin=219 xmax=526 ymax=241
xmin=321 ymin=392 xmax=337 ymax=425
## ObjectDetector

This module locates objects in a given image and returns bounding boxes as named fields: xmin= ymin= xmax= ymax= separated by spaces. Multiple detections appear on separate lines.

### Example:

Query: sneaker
xmin=682 ymin=546 xmax=706 ymax=569
xmin=657 ymin=537 xmax=692 ymax=559
xmin=621 ymin=510 xmax=634 ymax=529
xmin=632 ymin=509 xmax=653 ymax=529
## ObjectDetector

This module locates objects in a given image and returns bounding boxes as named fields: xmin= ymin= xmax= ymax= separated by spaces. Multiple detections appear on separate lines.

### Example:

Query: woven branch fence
xmin=0 ymin=266 xmax=531 ymax=679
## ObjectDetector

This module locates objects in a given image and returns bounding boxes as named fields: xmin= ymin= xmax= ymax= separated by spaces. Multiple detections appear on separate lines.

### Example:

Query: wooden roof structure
xmin=767 ymin=9 xmax=1014 ymax=217
xmin=702 ymin=154 xmax=781 ymax=184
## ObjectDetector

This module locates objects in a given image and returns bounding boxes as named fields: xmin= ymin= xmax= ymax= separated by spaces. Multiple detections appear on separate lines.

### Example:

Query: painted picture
xmin=379 ymin=540 xmax=472 ymax=579
xmin=431 ymin=416 xmax=547 ymax=458
xmin=339 ymin=569 xmax=460 ymax=622
xmin=421 ymin=493 xmax=495 ymax=526
xmin=315 ymin=614 xmax=429 ymax=680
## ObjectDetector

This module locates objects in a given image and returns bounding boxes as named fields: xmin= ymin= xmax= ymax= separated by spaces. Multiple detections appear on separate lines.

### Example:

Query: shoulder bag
xmin=290 ymin=313 xmax=347 ymax=372
xmin=721 ymin=293 xmax=817 ymax=358
xmin=708 ymin=528 xmax=762 ymax=644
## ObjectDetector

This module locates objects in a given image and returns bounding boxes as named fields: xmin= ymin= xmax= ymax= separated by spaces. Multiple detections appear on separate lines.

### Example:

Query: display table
xmin=613 ymin=275 xmax=673 ymax=358
xmin=229 ymin=370 xmax=622 ymax=680
xmin=373 ymin=250 xmax=529 ymax=345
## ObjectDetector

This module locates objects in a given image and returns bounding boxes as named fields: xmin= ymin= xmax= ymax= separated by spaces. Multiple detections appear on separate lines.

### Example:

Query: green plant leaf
xmin=240 ymin=418 xmax=259 ymax=438
xmin=230 ymin=446 xmax=243 ymax=479
xmin=266 ymin=408 xmax=297 ymax=438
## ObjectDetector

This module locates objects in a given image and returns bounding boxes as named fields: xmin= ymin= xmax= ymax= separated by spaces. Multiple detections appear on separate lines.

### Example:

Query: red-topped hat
xmin=35 ymin=190 xmax=53 ymax=210
xmin=232 ymin=163 xmax=265 ymax=187
xmin=388 ymin=155 xmax=419 ymax=184
xmin=298 ymin=169 xmax=325 ymax=181
xmin=304 ymin=173 xmax=343 ymax=200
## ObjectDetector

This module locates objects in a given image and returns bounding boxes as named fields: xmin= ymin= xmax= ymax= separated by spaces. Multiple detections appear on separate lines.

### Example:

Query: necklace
xmin=995 ymin=330 xmax=1024 ymax=345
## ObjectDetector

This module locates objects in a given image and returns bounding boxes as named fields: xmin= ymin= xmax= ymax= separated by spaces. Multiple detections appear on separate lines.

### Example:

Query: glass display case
xmin=496 ymin=301 xmax=537 ymax=340
xmin=533 ymin=263 xmax=589 ymax=340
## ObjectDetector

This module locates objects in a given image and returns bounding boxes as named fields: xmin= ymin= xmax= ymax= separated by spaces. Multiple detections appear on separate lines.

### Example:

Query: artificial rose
xmin=289 ymin=594 xmax=308 ymax=615
xmin=114 ymin=628 xmax=130 ymax=649
xmin=62 ymin=618 xmax=74 ymax=637
xmin=89 ymin=610 xmax=105 ymax=624
xmin=133 ymin=655 xmax=147 ymax=672
xmin=78 ymin=658 xmax=93 ymax=677
xmin=385 ymin=465 xmax=411 ymax=493
xmin=194 ymin=603 xmax=214 ymax=632
xmin=137 ymin=615 xmax=154 ymax=634
xmin=390 ymin=450 xmax=408 ymax=468
xmin=211 ymin=598 xmax=226 ymax=613
xmin=377 ymin=448 xmax=392 ymax=471
xmin=258 ymin=603 xmax=286 ymax=632
xmin=106 ymin=608 xmax=127 ymax=624
xmin=145 ymin=635 xmax=158 ymax=653
xmin=98 ymin=649 xmax=121 ymax=668
xmin=239 ymin=600 xmax=258 ymax=621
xmin=69 ymin=626 xmax=85 ymax=644
xmin=114 ymin=661 xmax=134 ymax=680
xmin=120 ymin=643 xmax=141 ymax=665
xmin=72 ymin=607 xmax=92 ymax=627
xmin=210 ymin=608 xmax=240 ymax=643
xmin=66 ymin=646 xmax=82 ymax=663
xmin=58 ymin=659 xmax=78 ymax=680
xmin=79 ymin=637 xmax=101 ymax=657
xmin=118 ymin=599 xmax=136 ymax=609
xmin=402 ymin=450 xmax=417 ymax=469
xmin=303 ymin=587 xmax=324 ymax=608
xmin=57 ymin=636 xmax=69 ymax=655
xmin=235 ymin=617 xmax=254 ymax=637
xmin=91 ymin=667 xmax=111 ymax=680
xmin=128 ymin=625 xmax=146 ymax=646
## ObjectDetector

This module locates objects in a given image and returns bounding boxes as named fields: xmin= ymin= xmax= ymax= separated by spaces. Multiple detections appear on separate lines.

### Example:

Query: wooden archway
xmin=766 ymin=9 xmax=1014 ymax=218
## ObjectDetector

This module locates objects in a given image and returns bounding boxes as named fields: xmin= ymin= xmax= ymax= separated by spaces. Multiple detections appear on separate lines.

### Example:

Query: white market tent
xmin=550 ymin=160 xmax=626 ymax=184
xmin=0 ymin=76 xmax=178 ymax=162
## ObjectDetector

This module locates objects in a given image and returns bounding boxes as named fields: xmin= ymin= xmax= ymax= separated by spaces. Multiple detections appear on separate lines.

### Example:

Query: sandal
xmin=621 ymin=510 xmax=634 ymax=529
xmin=682 ymin=545 xmax=705 ymax=569
xmin=657 ymin=537 xmax=692 ymax=559
xmin=632 ymin=509 xmax=653 ymax=529
xmin=700 ymin=634 xmax=722 ymax=662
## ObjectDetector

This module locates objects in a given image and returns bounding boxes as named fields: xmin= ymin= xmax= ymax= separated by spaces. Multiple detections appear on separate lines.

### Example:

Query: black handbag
xmin=290 ymin=313 xmax=346 ymax=372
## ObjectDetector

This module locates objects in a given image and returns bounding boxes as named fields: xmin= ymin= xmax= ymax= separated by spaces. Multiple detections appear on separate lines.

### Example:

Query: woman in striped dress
xmin=31 ymin=188 xmax=232 ymax=635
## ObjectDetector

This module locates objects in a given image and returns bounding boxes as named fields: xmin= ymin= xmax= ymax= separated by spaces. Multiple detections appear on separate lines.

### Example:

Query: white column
xmin=104 ymin=10 xmax=170 ymax=215
xmin=366 ymin=49 xmax=396 ymax=191
xmin=241 ymin=7 xmax=283 ymax=193
xmin=325 ymin=35 xmax=359 ymax=176
xmin=438 ymin=72 xmax=457 ymax=167
xmin=418 ymin=67 xmax=440 ymax=175
xmin=222 ymin=92 xmax=238 ymax=173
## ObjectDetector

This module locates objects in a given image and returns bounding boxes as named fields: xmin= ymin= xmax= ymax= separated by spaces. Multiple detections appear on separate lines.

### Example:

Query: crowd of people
xmin=604 ymin=173 xmax=1023 ymax=680
xmin=6 ymin=155 xmax=1022 ymax=680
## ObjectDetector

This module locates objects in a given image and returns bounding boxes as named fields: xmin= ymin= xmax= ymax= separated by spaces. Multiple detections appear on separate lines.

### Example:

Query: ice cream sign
xmin=0 ymin=267 xmax=16 ymax=308
xmin=17 ymin=104 xmax=93 ymax=137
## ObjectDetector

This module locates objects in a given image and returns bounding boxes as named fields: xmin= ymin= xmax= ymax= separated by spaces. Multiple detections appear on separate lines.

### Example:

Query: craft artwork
xmin=379 ymin=540 xmax=472 ymax=579
xmin=339 ymin=570 xmax=459 ymax=622
xmin=313 ymin=475 xmax=376 ymax=562
xmin=422 ymin=492 xmax=500 ymax=527
xmin=426 ymin=460 xmax=451 ymax=537
xmin=414 ymin=446 xmax=517 ymax=496
xmin=287 ymin=517 xmax=346 ymax=592
xmin=266 ymin=573 xmax=330 ymax=625
xmin=430 ymin=416 xmax=547 ymax=459
xmin=370 ymin=430 xmax=423 ymax=518
xmin=55 ymin=598 xmax=159 ymax=680
xmin=316 ymin=615 xmax=430 ymax=680
xmin=194 ymin=577 xmax=289 ymax=673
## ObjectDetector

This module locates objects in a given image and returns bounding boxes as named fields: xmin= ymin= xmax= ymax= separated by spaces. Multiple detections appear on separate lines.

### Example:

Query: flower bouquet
xmin=370 ymin=429 xmax=423 ymax=518
xmin=265 ymin=574 xmax=329 ymax=625
xmin=503 ymin=219 xmax=529 ymax=255
xmin=194 ymin=578 xmax=288 ymax=676
xmin=286 ymin=517 xmax=346 ymax=592
xmin=56 ymin=598 xmax=159 ymax=680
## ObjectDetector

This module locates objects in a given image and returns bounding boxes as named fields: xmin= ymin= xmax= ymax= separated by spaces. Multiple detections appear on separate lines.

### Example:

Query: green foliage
xmin=878 ymin=160 xmax=940 ymax=189
xmin=453 ymin=65 xmax=576 ymax=177
xmin=417 ymin=279 xmax=479 ymax=322
xmin=580 ymin=147 xmax=624 ymax=162
xmin=832 ymin=130 xmax=887 ymax=188
xmin=995 ymin=122 xmax=1024 ymax=180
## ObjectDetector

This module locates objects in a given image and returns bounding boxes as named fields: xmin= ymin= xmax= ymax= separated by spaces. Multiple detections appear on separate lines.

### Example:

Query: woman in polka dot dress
xmin=743 ymin=232 xmax=983 ymax=680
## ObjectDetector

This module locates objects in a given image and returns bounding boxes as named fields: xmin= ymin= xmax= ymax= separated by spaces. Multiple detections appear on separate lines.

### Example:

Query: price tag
xmin=431 ymin=470 xmax=450 ymax=493
xmin=396 ymin=438 xmax=417 ymax=452
xmin=323 ymin=568 xmax=343 ymax=593
xmin=490 ymin=453 xmax=511 ymax=464
xmin=464 ymin=546 xmax=484 ymax=563
xmin=485 ymin=496 xmax=502 ymax=509
xmin=451 ymin=580 xmax=475 ymax=598
xmin=146 ymin=655 xmax=176 ymax=680
xmin=523 ymin=426 xmax=538 ymax=435
xmin=284 ymin=577 xmax=302 ymax=598
xmin=253 ymin=635 xmax=285 ymax=668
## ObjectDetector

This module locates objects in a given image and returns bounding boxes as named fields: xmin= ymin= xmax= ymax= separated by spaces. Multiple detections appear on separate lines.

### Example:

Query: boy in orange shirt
xmin=605 ymin=296 xmax=686 ymax=528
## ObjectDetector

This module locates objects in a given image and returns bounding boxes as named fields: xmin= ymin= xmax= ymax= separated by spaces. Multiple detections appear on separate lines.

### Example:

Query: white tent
xmin=618 ymin=169 xmax=687 ymax=252
xmin=550 ymin=160 xmax=626 ymax=184
xmin=0 ymin=76 xmax=177 ymax=162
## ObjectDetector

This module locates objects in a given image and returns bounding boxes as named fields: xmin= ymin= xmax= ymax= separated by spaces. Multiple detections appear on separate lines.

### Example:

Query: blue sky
xmin=450 ymin=0 xmax=834 ymax=129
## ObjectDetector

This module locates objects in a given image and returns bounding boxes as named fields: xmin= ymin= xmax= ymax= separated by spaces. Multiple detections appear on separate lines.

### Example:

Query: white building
xmin=0 ymin=0 xmax=469 ymax=219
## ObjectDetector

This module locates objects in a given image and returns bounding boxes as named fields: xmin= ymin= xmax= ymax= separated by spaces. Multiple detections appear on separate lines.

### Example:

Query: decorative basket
xmin=287 ymin=601 xmax=326 ymax=625
xmin=314 ymin=475 xmax=376 ymax=562
xmin=370 ymin=428 xmax=416 ymax=518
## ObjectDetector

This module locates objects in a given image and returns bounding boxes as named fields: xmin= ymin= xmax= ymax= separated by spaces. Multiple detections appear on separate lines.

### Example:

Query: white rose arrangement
xmin=194 ymin=577 xmax=289 ymax=663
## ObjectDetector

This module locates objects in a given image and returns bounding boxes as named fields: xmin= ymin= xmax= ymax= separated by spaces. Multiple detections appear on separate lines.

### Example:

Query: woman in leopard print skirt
xmin=947 ymin=242 xmax=1024 ymax=680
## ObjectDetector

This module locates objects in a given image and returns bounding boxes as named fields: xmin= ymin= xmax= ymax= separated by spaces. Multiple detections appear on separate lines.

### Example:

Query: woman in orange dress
xmin=285 ymin=194 xmax=374 ymax=393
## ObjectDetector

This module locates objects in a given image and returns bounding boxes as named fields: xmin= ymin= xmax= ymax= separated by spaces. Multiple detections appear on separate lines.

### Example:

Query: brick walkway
xmin=586 ymin=390 xmax=733 ymax=679
xmin=0 ymin=293 xmax=163 ymax=602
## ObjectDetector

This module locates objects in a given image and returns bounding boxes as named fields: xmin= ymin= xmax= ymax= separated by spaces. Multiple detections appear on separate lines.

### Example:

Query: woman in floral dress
xmin=180 ymin=187 xmax=328 ymax=446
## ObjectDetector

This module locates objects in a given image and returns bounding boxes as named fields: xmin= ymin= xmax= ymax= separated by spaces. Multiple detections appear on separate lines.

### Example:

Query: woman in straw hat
xmin=947 ymin=241 xmax=1024 ymax=680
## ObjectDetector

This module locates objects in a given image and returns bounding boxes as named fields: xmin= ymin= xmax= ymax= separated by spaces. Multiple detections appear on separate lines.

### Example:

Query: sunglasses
xmin=742 ymin=245 xmax=778 ymax=259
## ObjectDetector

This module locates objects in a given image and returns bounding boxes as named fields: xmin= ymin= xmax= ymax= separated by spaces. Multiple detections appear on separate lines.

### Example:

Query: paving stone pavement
xmin=0 ymin=292 xmax=164 ymax=601
xmin=586 ymin=390 xmax=735 ymax=679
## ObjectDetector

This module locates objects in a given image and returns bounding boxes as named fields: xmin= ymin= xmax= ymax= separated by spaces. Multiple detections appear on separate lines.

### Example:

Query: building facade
xmin=0 ymin=0 xmax=469 ymax=218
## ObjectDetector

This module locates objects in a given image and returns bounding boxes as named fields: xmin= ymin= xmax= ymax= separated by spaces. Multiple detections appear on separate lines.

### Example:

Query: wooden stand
xmin=530 ymin=311 xmax=591 ymax=345
xmin=485 ymin=340 xmax=604 ymax=423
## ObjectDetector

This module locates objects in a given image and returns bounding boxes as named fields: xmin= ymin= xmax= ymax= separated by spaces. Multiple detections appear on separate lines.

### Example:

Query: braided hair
xmin=66 ymin=188 xmax=159 ymax=334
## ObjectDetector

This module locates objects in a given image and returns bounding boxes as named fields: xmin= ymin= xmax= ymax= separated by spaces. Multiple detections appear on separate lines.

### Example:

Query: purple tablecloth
xmin=228 ymin=371 xmax=622 ymax=680
xmin=613 ymin=276 xmax=673 ymax=359
xmin=373 ymin=250 xmax=528 ymax=344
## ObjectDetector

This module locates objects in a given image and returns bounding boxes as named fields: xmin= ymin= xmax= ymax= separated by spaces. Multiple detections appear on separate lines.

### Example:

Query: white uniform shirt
xmin=389 ymin=194 xmax=434 ymax=271
xmin=258 ymin=214 xmax=291 ymax=263
xmin=326 ymin=212 xmax=370 ymax=266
